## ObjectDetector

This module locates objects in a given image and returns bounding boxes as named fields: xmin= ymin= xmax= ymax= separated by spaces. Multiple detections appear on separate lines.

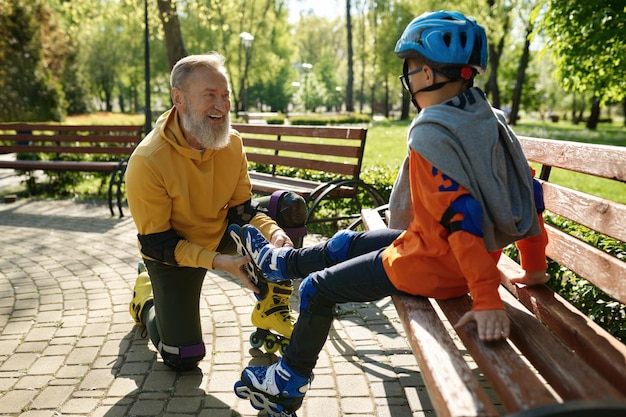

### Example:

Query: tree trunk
xmin=623 ymin=98 xmax=626 ymax=127
xmin=483 ymin=0 xmax=509 ymax=109
xmin=400 ymin=91 xmax=410 ymax=120
xmin=345 ymin=0 xmax=354 ymax=112
xmin=509 ymin=20 xmax=533 ymax=125
xmin=586 ymin=96 xmax=600 ymax=130
xmin=157 ymin=0 xmax=187 ymax=70
xmin=485 ymin=38 xmax=503 ymax=109
xmin=384 ymin=79 xmax=389 ymax=118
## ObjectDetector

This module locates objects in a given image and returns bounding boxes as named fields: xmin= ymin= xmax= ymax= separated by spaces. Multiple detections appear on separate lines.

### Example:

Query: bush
xmin=266 ymin=114 xmax=286 ymax=125
xmin=288 ymin=113 xmax=371 ymax=126
xmin=16 ymin=151 xmax=112 ymax=198
xmin=288 ymin=115 xmax=328 ymax=125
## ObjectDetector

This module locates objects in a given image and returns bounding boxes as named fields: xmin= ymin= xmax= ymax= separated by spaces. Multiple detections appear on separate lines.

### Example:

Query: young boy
xmin=233 ymin=10 xmax=549 ymax=417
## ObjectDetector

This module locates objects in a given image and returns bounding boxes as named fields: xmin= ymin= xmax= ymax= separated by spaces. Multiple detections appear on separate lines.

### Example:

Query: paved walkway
xmin=0 ymin=196 xmax=433 ymax=417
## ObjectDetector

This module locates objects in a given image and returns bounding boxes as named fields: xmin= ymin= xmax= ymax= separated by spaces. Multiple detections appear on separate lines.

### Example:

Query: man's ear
xmin=171 ymin=88 xmax=184 ymax=108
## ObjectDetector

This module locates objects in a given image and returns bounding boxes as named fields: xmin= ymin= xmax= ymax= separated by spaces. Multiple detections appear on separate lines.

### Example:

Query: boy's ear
xmin=423 ymin=65 xmax=435 ymax=86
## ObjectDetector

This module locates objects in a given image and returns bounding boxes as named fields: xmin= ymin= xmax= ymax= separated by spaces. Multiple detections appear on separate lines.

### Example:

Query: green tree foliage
xmin=4 ymin=0 xmax=624 ymax=125
xmin=540 ymin=1 xmax=626 ymax=121
xmin=0 ymin=0 xmax=67 ymax=122
xmin=499 ymin=42 xmax=544 ymax=115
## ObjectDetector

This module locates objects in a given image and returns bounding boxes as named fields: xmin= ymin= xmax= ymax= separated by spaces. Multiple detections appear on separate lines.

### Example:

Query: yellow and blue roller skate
xmin=234 ymin=358 xmax=311 ymax=417
xmin=228 ymin=224 xmax=294 ymax=354
xmin=250 ymin=281 xmax=294 ymax=354
xmin=129 ymin=261 xmax=153 ymax=327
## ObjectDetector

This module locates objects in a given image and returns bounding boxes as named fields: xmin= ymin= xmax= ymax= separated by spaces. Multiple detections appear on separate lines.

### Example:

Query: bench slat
xmin=0 ymin=134 xmax=140 ymax=144
xmin=242 ymin=137 xmax=361 ymax=158
xmin=233 ymin=123 xmax=367 ymax=140
xmin=1 ymin=146 xmax=135 ymax=155
xmin=544 ymin=225 xmax=626 ymax=303
xmin=499 ymin=256 xmax=626 ymax=397
xmin=497 ymin=287 xmax=625 ymax=401
xmin=518 ymin=136 xmax=626 ymax=182
xmin=542 ymin=181 xmax=626 ymax=242
xmin=247 ymin=154 xmax=359 ymax=177
xmin=0 ymin=123 xmax=142 ymax=134
xmin=393 ymin=294 xmax=501 ymax=417
xmin=248 ymin=172 xmax=320 ymax=196
xmin=0 ymin=160 xmax=120 ymax=172
xmin=360 ymin=208 xmax=388 ymax=230
xmin=364 ymin=208 xmax=501 ymax=416
xmin=437 ymin=295 xmax=557 ymax=413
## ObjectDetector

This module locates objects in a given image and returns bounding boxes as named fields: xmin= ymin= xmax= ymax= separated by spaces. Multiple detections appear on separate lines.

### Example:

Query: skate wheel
xmin=278 ymin=338 xmax=289 ymax=355
xmin=250 ymin=331 xmax=264 ymax=349
xmin=264 ymin=334 xmax=279 ymax=354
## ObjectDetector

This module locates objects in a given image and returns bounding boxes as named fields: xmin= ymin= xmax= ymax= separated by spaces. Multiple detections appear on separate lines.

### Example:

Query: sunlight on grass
xmin=59 ymin=112 xmax=625 ymax=203
xmin=66 ymin=112 xmax=145 ymax=126
xmin=365 ymin=118 xmax=626 ymax=202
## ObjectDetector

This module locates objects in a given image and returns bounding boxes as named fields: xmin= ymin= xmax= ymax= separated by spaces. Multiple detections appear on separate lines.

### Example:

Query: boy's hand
xmin=510 ymin=270 xmax=549 ymax=286
xmin=455 ymin=309 xmax=510 ymax=342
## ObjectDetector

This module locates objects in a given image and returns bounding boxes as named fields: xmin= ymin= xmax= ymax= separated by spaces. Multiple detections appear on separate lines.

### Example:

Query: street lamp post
xmin=301 ymin=62 xmax=312 ymax=112
xmin=143 ymin=0 xmax=151 ymax=135
xmin=239 ymin=32 xmax=254 ymax=115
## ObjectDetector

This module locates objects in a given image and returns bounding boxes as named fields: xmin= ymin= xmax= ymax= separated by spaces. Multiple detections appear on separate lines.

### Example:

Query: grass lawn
xmin=364 ymin=117 xmax=626 ymax=203
xmin=63 ymin=112 xmax=626 ymax=203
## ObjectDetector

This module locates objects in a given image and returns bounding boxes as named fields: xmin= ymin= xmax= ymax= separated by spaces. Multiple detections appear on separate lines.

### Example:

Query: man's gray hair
xmin=170 ymin=52 xmax=228 ymax=90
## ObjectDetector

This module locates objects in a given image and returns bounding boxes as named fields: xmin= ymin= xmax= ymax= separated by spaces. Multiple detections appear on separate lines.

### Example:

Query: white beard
xmin=181 ymin=106 xmax=231 ymax=150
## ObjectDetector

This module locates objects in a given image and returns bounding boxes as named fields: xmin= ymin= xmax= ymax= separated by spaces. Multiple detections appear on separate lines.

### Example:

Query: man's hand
xmin=212 ymin=253 xmax=260 ymax=294
xmin=455 ymin=309 xmax=510 ymax=342
xmin=510 ymin=270 xmax=549 ymax=286
xmin=270 ymin=229 xmax=293 ymax=248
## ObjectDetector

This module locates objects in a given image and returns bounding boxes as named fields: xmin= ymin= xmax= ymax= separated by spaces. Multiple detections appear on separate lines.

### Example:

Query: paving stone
xmin=0 ymin=198 xmax=439 ymax=417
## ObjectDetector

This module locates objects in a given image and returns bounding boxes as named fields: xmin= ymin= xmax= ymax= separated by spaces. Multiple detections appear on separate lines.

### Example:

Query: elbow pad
xmin=137 ymin=229 xmax=183 ymax=265
xmin=227 ymin=199 xmax=265 ymax=226
xmin=533 ymin=178 xmax=545 ymax=214
xmin=440 ymin=194 xmax=484 ymax=237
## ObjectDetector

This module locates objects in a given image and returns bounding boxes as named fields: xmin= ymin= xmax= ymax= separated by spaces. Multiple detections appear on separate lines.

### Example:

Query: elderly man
xmin=125 ymin=52 xmax=302 ymax=371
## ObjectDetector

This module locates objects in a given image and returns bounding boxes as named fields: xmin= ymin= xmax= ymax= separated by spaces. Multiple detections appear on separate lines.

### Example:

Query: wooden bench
xmin=359 ymin=136 xmax=626 ymax=417
xmin=0 ymin=123 xmax=143 ymax=217
xmin=232 ymin=123 xmax=386 ymax=226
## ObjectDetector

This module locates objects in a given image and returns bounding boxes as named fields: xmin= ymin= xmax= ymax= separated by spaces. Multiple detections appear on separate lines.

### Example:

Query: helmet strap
xmin=410 ymin=68 xmax=474 ymax=112
xmin=410 ymin=69 xmax=449 ymax=112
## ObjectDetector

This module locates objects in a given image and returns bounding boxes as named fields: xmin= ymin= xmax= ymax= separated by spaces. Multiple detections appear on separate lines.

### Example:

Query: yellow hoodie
xmin=126 ymin=108 xmax=279 ymax=270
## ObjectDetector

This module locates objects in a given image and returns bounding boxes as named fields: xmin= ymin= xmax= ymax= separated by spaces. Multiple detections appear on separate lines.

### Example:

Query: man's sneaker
xmin=234 ymin=359 xmax=311 ymax=416
xmin=241 ymin=224 xmax=291 ymax=282
xmin=129 ymin=262 xmax=153 ymax=326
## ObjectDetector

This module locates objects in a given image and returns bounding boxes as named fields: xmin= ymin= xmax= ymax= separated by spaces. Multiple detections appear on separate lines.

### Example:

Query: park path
xmin=0 ymin=193 xmax=434 ymax=417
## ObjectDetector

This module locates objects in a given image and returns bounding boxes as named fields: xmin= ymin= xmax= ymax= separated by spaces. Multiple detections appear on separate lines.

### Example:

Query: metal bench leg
xmin=109 ymin=159 xmax=128 ymax=217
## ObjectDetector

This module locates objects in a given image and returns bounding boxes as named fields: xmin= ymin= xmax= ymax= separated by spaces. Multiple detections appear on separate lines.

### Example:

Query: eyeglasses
xmin=399 ymin=66 xmax=423 ymax=93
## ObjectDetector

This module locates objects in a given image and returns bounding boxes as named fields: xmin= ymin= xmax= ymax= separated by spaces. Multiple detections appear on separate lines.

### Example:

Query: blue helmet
xmin=395 ymin=10 xmax=488 ymax=74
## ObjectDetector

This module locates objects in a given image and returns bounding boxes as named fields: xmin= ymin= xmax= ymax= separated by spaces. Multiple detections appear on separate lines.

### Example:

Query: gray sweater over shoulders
xmin=393 ymin=87 xmax=540 ymax=251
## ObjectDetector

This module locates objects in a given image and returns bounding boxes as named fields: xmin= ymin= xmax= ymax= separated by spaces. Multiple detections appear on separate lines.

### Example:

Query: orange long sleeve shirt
xmin=382 ymin=150 xmax=547 ymax=311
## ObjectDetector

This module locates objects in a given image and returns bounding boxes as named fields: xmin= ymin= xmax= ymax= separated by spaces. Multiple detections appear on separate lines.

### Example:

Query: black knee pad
xmin=162 ymin=352 xmax=203 ymax=371
xmin=259 ymin=190 xmax=307 ymax=248
xmin=159 ymin=342 xmax=206 ymax=371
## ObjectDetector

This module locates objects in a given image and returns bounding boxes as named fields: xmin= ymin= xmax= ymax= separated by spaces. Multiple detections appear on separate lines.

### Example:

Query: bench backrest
xmin=0 ymin=123 xmax=143 ymax=156
xmin=231 ymin=123 xmax=368 ymax=180
xmin=518 ymin=136 xmax=626 ymax=305
xmin=362 ymin=136 xmax=626 ymax=415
